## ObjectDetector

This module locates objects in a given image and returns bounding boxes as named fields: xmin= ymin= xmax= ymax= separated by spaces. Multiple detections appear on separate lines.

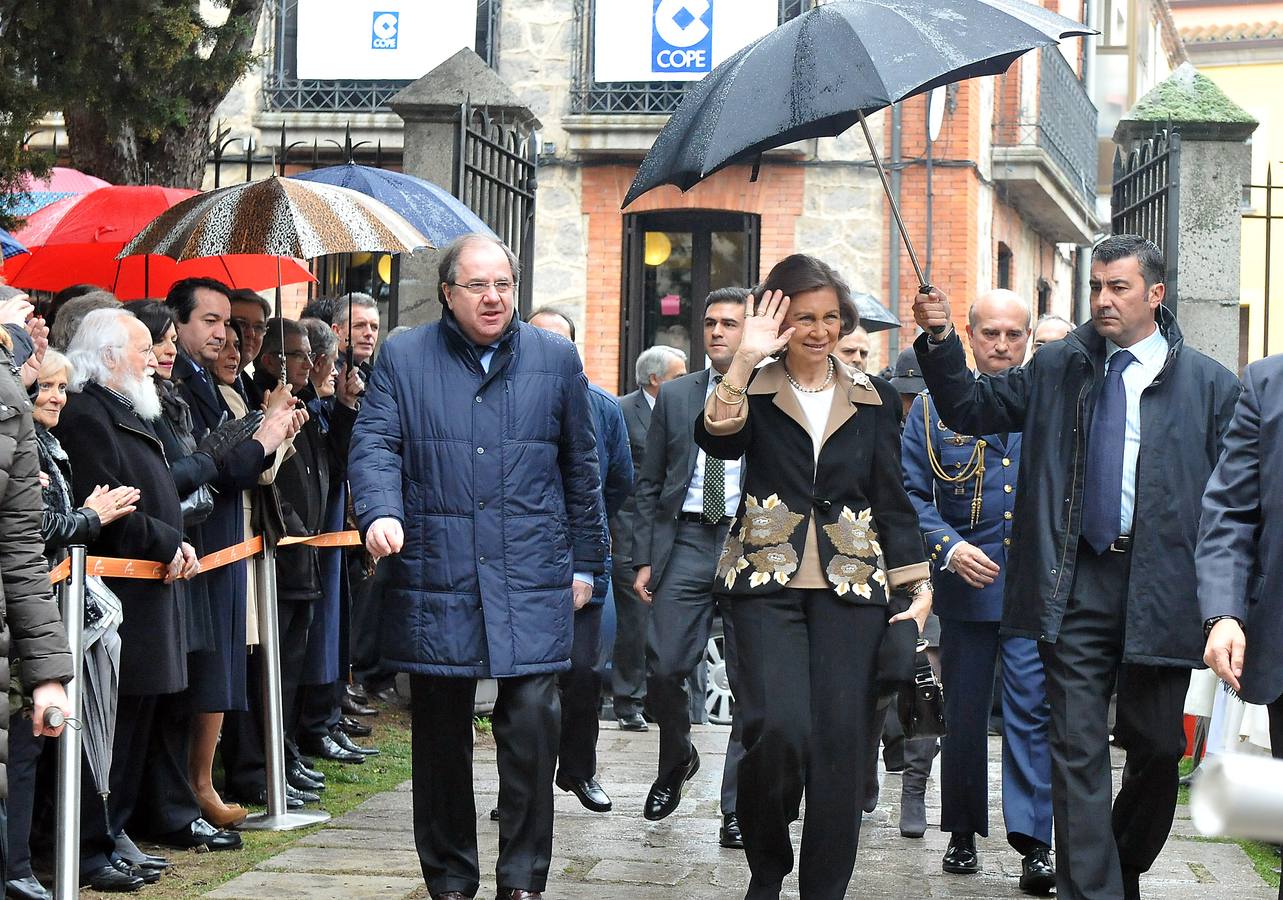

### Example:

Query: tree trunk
xmin=64 ymin=97 xmax=221 ymax=188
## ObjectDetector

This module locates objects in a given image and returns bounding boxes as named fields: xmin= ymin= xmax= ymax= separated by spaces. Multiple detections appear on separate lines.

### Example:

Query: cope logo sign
xmin=652 ymin=0 xmax=713 ymax=75
xmin=372 ymin=11 xmax=399 ymax=50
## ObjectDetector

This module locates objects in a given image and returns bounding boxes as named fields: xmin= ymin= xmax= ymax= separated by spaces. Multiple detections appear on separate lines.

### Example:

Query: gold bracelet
xmin=715 ymin=382 xmax=746 ymax=406
xmin=905 ymin=579 xmax=932 ymax=598
xmin=718 ymin=378 xmax=747 ymax=396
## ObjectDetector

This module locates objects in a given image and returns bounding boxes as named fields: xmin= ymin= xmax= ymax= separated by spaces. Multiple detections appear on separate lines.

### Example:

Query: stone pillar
xmin=1115 ymin=63 xmax=1258 ymax=371
xmin=390 ymin=49 xmax=541 ymax=327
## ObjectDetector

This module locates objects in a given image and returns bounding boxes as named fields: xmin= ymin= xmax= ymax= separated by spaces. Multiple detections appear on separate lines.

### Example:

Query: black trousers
xmin=731 ymin=589 xmax=885 ymax=900
xmin=409 ymin=673 xmax=559 ymax=895
xmin=1039 ymin=545 xmax=1190 ymax=900
xmin=645 ymin=520 xmax=743 ymax=812
xmin=558 ymin=603 xmax=604 ymax=780
xmin=1270 ymin=696 xmax=1283 ymax=900
xmin=131 ymin=691 xmax=201 ymax=836
xmin=106 ymin=694 xmax=160 ymax=843
xmin=297 ymin=680 xmax=342 ymax=745
xmin=6 ymin=712 xmax=44 ymax=880
xmin=223 ymin=595 xmax=313 ymax=797
xmin=611 ymin=556 xmax=648 ymax=717
xmin=349 ymin=552 xmax=393 ymax=688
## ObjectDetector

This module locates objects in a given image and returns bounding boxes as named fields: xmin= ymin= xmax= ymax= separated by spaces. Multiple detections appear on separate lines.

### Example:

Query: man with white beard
xmin=57 ymin=308 xmax=202 ymax=885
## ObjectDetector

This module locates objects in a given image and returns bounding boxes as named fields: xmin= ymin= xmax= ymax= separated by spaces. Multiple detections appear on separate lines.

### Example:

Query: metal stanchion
xmin=241 ymin=545 xmax=330 ymax=830
xmin=54 ymin=546 xmax=86 ymax=900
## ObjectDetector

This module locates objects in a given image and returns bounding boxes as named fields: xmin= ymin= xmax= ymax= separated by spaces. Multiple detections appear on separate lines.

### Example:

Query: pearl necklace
xmin=784 ymin=356 xmax=835 ymax=393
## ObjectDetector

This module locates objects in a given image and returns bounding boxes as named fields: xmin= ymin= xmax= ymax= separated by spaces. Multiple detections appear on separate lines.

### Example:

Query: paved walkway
xmin=208 ymin=726 xmax=1276 ymax=899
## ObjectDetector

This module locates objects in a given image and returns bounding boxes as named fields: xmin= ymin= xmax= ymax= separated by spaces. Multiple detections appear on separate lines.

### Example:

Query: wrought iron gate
xmin=1110 ymin=129 xmax=1181 ymax=314
xmin=455 ymin=100 xmax=539 ymax=316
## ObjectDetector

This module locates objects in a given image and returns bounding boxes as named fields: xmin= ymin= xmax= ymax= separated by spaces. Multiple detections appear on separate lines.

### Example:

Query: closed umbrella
xmin=290 ymin=163 xmax=496 ymax=245
xmin=624 ymin=0 xmax=1092 ymax=300
xmin=80 ymin=575 xmax=124 ymax=799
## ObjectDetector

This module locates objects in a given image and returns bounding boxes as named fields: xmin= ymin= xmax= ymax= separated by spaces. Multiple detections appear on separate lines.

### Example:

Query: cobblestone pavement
xmin=208 ymin=725 xmax=1276 ymax=899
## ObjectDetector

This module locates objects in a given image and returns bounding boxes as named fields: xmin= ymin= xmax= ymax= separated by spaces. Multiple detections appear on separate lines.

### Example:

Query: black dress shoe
xmin=293 ymin=760 xmax=325 ymax=782
xmin=110 ymin=857 xmax=160 ymax=884
xmin=113 ymin=833 xmax=169 ymax=870
xmin=556 ymin=773 xmax=612 ymax=812
xmin=432 ymin=893 xmax=470 ymax=900
xmin=942 ymin=832 xmax=980 ymax=874
xmin=346 ymin=682 xmax=371 ymax=704
xmin=80 ymin=865 xmax=143 ymax=892
xmin=339 ymin=715 xmax=373 ymax=737
xmin=152 ymin=817 xmax=243 ymax=852
xmin=617 ymin=712 xmax=648 ymax=731
xmin=643 ymin=746 xmax=700 ymax=821
xmin=719 ymin=813 xmax=744 ymax=849
xmin=287 ymin=783 xmax=321 ymax=803
xmin=299 ymin=734 xmax=365 ymax=763
xmin=5 ymin=875 xmax=52 ymax=900
xmin=287 ymin=758 xmax=326 ymax=791
xmin=1019 ymin=847 xmax=1056 ymax=896
xmin=242 ymin=789 xmax=304 ymax=810
xmin=341 ymin=693 xmax=378 ymax=717
xmin=330 ymin=727 xmax=379 ymax=756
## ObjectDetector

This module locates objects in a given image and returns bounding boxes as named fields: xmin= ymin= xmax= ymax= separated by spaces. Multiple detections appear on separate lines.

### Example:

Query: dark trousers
xmin=223 ymin=595 xmax=314 ymax=797
xmin=611 ymin=556 xmax=648 ymax=717
xmin=939 ymin=618 xmax=1053 ymax=851
xmin=106 ymin=694 xmax=159 ymax=842
xmin=645 ymin=520 xmax=743 ymax=812
xmin=558 ymin=603 xmax=604 ymax=780
xmin=1039 ymin=546 xmax=1190 ymax=900
xmin=409 ymin=673 xmax=559 ymax=895
xmin=350 ymin=553 xmax=393 ymax=688
xmin=731 ymin=589 xmax=885 ymax=900
xmin=132 ymin=691 xmax=201 ymax=836
xmin=297 ymin=680 xmax=342 ymax=745
xmin=6 ymin=712 xmax=44 ymax=880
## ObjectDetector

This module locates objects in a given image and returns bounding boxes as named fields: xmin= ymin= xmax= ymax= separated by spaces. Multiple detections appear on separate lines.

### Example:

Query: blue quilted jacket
xmin=350 ymin=311 xmax=607 ymax=678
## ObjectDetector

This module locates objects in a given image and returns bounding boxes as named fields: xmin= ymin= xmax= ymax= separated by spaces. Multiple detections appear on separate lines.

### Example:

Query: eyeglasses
xmin=279 ymin=351 xmax=313 ymax=364
xmin=448 ymin=280 xmax=516 ymax=296
xmin=234 ymin=320 xmax=268 ymax=336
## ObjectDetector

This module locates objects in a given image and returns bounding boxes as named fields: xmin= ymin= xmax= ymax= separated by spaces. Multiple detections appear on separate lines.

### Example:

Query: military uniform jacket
xmin=902 ymin=391 xmax=1020 ymax=622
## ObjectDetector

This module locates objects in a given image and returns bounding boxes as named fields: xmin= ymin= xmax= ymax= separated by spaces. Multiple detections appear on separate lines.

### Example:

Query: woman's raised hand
xmin=736 ymin=289 xmax=794 ymax=366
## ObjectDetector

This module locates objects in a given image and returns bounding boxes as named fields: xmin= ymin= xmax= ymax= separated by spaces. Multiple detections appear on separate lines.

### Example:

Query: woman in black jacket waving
xmin=696 ymin=255 xmax=932 ymax=900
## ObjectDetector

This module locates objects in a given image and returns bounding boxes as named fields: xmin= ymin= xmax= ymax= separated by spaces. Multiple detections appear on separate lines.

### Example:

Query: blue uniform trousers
xmin=939 ymin=617 xmax=1053 ymax=851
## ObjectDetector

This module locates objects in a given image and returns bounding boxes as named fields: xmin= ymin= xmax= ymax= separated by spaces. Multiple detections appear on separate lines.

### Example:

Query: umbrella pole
xmin=54 ymin=546 xmax=86 ymax=900
xmin=856 ymin=110 xmax=946 ymax=333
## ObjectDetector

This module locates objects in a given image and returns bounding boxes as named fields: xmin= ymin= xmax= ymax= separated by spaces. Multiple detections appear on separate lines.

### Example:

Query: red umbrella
xmin=5 ymin=185 xmax=316 ymax=297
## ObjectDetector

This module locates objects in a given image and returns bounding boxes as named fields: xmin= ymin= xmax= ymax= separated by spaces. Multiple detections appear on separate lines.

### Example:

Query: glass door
xmin=621 ymin=211 xmax=759 ymax=391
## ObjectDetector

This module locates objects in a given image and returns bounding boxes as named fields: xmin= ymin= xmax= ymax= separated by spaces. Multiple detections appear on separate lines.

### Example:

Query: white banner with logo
xmin=593 ymin=0 xmax=779 ymax=83
xmin=296 ymin=1 xmax=477 ymax=81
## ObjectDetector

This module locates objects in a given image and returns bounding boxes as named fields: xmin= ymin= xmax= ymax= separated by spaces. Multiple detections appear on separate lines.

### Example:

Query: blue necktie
xmin=1082 ymin=350 xmax=1136 ymax=554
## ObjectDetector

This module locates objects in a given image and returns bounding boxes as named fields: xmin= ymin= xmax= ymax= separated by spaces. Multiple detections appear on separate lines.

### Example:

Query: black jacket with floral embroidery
xmin=695 ymin=359 xmax=928 ymax=603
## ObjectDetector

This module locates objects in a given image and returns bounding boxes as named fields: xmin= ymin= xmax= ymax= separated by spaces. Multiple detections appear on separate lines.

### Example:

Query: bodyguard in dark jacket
xmin=350 ymin=235 xmax=605 ymax=900
xmin=912 ymin=236 xmax=1241 ymax=900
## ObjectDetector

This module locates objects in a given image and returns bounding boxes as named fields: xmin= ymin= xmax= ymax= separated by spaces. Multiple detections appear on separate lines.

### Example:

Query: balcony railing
xmin=994 ymin=48 xmax=1099 ymax=208
xmin=261 ymin=0 xmax=500 ymax=113
xmin=569 ymin=0 xmax=814 ymax=115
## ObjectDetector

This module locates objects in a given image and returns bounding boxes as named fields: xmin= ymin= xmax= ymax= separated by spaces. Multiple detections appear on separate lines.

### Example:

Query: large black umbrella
xmin=624 ymin=0 xmax=1092 ymax=297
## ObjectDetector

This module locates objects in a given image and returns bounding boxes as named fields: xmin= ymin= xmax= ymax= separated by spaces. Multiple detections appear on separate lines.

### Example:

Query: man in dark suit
xmin=1197 ymin=352 xmax=1283 ymax=900
xmin=633 ymin=287 xmax=748 ymax=848
xmin=611 ymin=344 xmax=688 ymax=731
xmin=902 ymin=290 xmax=1054 ymax=894
xmin=912 ymin=235 xmax=1241 ymax=900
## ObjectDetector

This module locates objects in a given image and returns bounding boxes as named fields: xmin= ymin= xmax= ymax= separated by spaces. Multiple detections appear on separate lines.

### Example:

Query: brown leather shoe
xmin=497 ymin=890 xmax=543 ymax=900
xmin=431 ymin=893 xmax=470 ymax=900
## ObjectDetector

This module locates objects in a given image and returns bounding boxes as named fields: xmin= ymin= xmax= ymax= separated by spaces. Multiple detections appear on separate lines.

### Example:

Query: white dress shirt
xmin=643 ymin=389 xmax=656 ymax=409
xmin=1107 ymin=324 xmax=1168 ymax=536
xmin=681 ymin=372 xmax=743 ymax=517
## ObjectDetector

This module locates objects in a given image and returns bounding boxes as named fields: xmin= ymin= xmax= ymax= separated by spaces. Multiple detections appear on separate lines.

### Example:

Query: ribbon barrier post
xmin=241 ymin=544 xmax=330 ymax=831
xmin=54 ymin=545 xmax=86 ymax=900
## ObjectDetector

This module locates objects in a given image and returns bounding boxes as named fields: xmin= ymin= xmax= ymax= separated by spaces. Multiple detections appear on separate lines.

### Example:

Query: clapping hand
xmin=82 ymin=483 xmax=140 ymax=526
xmin=736 ymin=290 xmax=794 ymax=366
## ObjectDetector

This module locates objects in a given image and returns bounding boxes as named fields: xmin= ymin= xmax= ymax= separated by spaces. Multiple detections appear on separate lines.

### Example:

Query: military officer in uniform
xmin=901 ymin=289 xmax=1055 ymax=896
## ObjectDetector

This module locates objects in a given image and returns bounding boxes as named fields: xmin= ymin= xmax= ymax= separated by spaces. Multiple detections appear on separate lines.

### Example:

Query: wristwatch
xmin=1203 ymin=615 xmax=1243 ymax=638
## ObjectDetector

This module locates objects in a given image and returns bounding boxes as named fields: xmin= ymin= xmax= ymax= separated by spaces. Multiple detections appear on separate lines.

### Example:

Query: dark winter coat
xmin=350 ymin=311 xmax=607 ymax=679
xmin=0 ymin=349 xmax=74 ymax=798
xmin=587 ymin=383 xmax=634 ymax=603
xmin=914 ymin=308 xmax=1241 ymax=667
xmin=55 ymin=382 xmax=188 ymax=695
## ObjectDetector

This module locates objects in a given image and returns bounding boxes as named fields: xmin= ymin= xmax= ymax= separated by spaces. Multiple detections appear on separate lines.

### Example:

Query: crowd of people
xmin=0 ymin=229 xmax=1279 ymax=900
xmin=0 ymin=277 xmax=386 ymax=897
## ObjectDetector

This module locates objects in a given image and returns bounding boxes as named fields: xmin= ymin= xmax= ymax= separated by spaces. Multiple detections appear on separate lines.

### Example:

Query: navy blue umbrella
xmin=290 ymin=163 xmax=497 ymax=246
xmin=0 ymin=226 xmax=28 ymax=261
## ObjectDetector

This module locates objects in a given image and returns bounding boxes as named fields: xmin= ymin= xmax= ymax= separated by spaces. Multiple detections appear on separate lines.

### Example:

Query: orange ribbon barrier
xmin=48 ymin=530 xmax=362 ymax=586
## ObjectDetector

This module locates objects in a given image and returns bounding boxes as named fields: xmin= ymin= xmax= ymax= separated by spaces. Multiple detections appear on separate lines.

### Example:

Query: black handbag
xmin=180 ymin=483 xmax=215 ymax=526
xmin=897 ymin=639 xmax=947 ymax=740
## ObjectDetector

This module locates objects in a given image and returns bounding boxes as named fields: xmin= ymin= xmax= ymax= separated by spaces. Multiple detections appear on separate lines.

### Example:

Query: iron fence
xmin=261 ymin=0 xmax=501 ymax=113
xmin=569 ymin=0 xmax=815 ymax=115
xmin=1243 ymin=164 xmax=1283 ymax=357
xmin=1111 ymin=129 xmax=1181 ymax=314
xmin=456 ymin=101 xmax=539 ymax=317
